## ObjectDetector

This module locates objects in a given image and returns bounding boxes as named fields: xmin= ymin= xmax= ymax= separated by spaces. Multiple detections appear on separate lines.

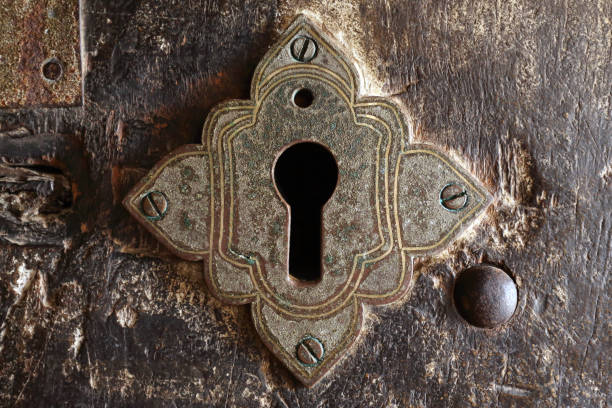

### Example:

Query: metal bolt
xmin=439 ymin=182 xmax=469 ymax=212
xmin=140 ymin=191 xmax=168 ymax=221
xmin=41 ymin=57 xmax=63 ymax=82
xmin=453 ymin=264 xmax=518 ymax=328
xmin=290 ymin=35 xmax=318 ymax=63
xmin=295 ymin=336 xmax=325 ymax=367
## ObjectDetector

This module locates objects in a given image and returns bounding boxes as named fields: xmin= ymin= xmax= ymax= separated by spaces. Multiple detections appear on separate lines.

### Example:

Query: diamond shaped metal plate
xmin=123 ymin=16 xmax=492 ymax=386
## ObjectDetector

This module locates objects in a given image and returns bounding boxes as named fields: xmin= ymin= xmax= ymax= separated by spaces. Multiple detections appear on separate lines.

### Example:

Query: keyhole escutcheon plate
xmin=123 ymin=16 xmax=493 ymax=387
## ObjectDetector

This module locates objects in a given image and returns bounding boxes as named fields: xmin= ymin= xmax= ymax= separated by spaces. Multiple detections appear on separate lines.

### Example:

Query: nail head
xmin=453 ymin=264 xmax=518 ymax=328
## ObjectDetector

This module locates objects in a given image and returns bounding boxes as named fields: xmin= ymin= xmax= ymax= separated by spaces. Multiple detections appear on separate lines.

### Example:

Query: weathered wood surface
xmin=0 ymin=0 xmax=610 ymax=406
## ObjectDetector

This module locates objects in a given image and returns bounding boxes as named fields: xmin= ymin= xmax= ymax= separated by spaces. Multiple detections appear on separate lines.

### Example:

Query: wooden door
xmin=0 ymin=1 xmax=609 ymax=406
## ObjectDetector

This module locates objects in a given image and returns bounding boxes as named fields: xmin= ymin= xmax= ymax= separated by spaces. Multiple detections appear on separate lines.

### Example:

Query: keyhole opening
xmin=273 ymin=142 xmax=338 ymax=283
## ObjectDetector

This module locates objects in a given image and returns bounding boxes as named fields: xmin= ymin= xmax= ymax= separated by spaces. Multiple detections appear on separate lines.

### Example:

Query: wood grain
xmin=0 ymin=0 xmax=609 ymax=406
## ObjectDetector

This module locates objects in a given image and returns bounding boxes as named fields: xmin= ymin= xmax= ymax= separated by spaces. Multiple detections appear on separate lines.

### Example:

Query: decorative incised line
xmin=211 ymin=76 xmax=433 ymax=317
xmin=253 ymin=298 xmax=361 ymax=380
xmin=255 ymin=26 xmax=356 ymax=104
xmin=209 ymin=113 xmax=257 ymax=301
xmin=123 ymin=18 xmax=494 ymax=387
xmin=213 ymin=71 xmax=402 ymax=318
xmin=203 ymin=106 xmax=257 ymax=302
xmin=249 ymin=74 xmax=397 ymax=307
xmin=393 ymin=150 xmax=486 ymax=252
xmin=129 ymin=152 xmax=209 ymax=256
xmin=258 ymin=65 xmax=351 ymax=103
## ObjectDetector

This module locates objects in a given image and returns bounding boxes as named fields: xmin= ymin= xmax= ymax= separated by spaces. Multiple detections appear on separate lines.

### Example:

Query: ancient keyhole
xmin=273 ymin=142 xmax=338 ymax=283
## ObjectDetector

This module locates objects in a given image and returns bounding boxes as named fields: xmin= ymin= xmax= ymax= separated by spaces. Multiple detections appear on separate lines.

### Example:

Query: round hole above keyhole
xmin=273 ymin=142 xmax=338 ymax=283
xmin=293 ymin=88 xmax=314 ymax=108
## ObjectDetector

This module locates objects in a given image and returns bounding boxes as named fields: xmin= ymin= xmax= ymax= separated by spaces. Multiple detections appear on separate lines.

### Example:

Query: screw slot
xmin=140 ymin=191 xmax=169 ymax=221
xmin=439 ymin=182 xmax=469 ymax=212
xmin=290 ymin=35 xmax=318 ymax=62
xmin=293 ymin=88 xmax=314 ymax=108
xmin=41 ymin=57 xmax=63 ymax=82
xmin=295 ymin=335 xmax=325 ymax=367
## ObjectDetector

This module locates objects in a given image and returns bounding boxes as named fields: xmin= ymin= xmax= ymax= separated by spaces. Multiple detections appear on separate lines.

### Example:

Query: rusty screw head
xmin=295 ymin=336 xmax=325 ymax=367
xmin=453 ymin=264 xmax=518 ymax=328
xmin=140 ymin=191 xmax=168 ymax=221
xmin=41 ymin=57 xmax=63 ymax=82
xmin=439 ymin=182 xmax=469 ymax=212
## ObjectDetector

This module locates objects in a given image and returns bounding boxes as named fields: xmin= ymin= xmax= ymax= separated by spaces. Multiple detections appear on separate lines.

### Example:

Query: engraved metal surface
xmin=123 ymin=16 xmax=493 ymax=387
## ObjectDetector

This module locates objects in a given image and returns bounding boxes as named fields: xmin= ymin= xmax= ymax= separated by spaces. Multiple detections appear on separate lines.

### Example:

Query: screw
xmin=290 ymin=35 xmax=318 ymax=63
xmin=295 ymin=336 xmax=325 ymax=367
xmin=439 ymin=182 xmax=469 ymax=212
xmin=140 ymin=191 xmax=168 ymax=221
xmin=41 ymin=57 xmax=63 ymax=82
xmin=453 ymin=264 xmax=518 ymax=328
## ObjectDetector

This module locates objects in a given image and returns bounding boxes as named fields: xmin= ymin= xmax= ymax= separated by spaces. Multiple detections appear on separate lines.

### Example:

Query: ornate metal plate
xmin=123 ymin=16 xmax=492 ymax=386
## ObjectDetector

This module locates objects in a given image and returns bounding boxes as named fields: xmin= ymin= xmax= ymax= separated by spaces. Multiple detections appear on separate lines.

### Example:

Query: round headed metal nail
xmin=453 ymin=264 xmax=518 ymax=328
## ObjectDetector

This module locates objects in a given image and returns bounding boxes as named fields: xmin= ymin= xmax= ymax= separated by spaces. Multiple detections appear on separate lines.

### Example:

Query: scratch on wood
xmin=493 ymin=383 xmax=532 ymax=398
xmin=224 ymin=342 xmax=238 ymax=408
